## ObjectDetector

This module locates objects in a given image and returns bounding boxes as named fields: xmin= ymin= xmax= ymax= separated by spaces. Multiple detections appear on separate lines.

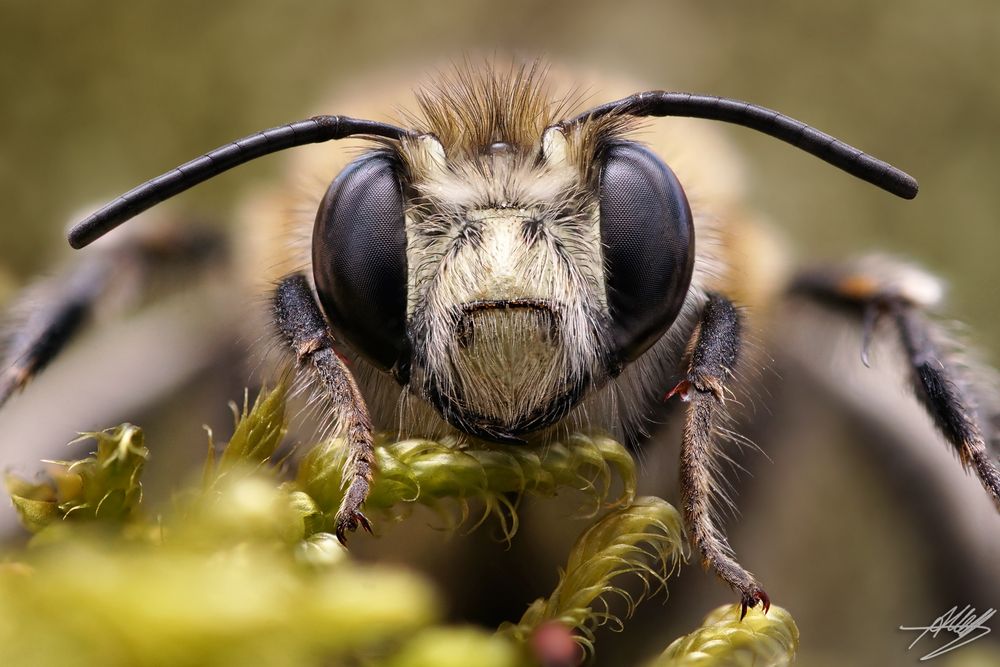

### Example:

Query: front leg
xmin=273 ymin=273 xmax=375 ymax=544
xmin=669 ymin=293 xmax=770 ymax=619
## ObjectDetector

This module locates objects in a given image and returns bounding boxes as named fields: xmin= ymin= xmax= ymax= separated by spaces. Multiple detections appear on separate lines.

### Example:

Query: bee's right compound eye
xmin=599 ymin=142 xmax=695 ymax=365
xmin=312 ymin=152 xmax=409 ymax=375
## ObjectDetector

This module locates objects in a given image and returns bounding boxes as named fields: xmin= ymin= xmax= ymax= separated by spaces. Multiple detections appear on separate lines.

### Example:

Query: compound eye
xmin=599 ymin=142 xmax=695 ymax=364
xmin=312 ymin=152 xmax=408 ymax=374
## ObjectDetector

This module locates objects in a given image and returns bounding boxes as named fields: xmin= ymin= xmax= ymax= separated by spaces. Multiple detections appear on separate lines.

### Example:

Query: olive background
xmin=2 ymin=2 xmax=1000 ymax=665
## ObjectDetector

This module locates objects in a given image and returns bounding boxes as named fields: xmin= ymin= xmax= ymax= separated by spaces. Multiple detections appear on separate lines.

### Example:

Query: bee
xmin=2 ymin=61 xmax=998 ymax=621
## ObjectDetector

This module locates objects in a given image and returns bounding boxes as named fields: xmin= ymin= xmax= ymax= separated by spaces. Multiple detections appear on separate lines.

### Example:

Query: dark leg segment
xmin=896 ymin=307 xmax=1000 ymax=509
xmin=791 ymin=263 xmax=1000 ymax=512
xmin=273 ymin=273 xmax=376 ymax=543
xmin=670 ymin=293 xmax=769 ymax=619
xmin=0 ymin=267 xmax=101 ymax=406
xmin=0 ymin=223 xmax=224 ymax=409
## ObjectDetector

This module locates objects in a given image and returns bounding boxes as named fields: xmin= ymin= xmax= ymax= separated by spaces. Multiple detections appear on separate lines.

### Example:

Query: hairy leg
xmin=272 ymin=273 xmax=376 ymax=543
xmin=668 ymin=293 xmax=769 ymax=619
xmin=791 ymin=258 xmax=1000 ymax=511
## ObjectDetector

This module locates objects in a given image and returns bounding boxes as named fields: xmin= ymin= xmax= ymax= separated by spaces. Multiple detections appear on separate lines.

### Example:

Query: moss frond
xmin=207 ymin=382 xmax=288 ymax=483
xmin=6 ymin=424 xmax=147 ymax=531
xmin=296 ymin=432 xmax=637 ymax=540
xmin=649 ymin=604 xmax=799 ymax=666
xmin=502 ymin=497 xmax=687 ymax=649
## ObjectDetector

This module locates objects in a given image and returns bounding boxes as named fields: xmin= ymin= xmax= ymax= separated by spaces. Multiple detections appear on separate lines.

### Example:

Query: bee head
xmin=313 ymin=66 xmax=695 ymax=441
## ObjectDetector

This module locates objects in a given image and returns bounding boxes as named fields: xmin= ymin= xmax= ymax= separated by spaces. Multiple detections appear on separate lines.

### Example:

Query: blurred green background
xmin=2 ymin=1 xmax=999 ymax=666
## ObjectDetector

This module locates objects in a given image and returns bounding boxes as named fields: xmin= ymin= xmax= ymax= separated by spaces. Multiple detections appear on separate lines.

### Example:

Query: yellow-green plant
xmin=7 ymin=424 xmax=148 ymax=530
xmin=502 ymin=497 xmax=685 ymax=650
xmin=650 ymin=604 xmax=799 ymax=667
xmin=1 ymin=385 xmax=798 ymax=666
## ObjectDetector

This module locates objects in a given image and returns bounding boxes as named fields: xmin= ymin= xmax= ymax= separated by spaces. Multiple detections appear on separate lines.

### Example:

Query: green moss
xmin=503 ymin=497 xmax=686 ymax=650
xmin=650 ymin=604 xmax=799 ymax=667
xmin=297 ymin=430 xmax=636 ymax=541
xmin=0 ymin=385 xmax=797 ymax=666
xmin=210 ymin=383 xmax=289 ymax=478
xmin=6 ymin=423 xmax=148 ymax=531
xmin=386 ymin=628 xmax=522 ymax=667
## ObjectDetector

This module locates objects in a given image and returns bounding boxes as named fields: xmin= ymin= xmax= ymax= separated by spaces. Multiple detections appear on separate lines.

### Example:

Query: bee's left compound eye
xmin=312 ymin=152 xmax=409 ymax=375
xmin=599 ymin=142 xmax=695 ymax=365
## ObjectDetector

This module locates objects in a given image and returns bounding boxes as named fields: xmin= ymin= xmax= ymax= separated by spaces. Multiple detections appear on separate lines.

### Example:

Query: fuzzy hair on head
xmin=387 ymin=61 xmax=641 ymax=440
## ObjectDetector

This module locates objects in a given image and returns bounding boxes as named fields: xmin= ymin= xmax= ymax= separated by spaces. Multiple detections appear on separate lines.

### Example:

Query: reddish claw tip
xmin=739 ymin=588 xmax=771 ymax=620
xmin=665 ymin=379 xmax=691 ymax=401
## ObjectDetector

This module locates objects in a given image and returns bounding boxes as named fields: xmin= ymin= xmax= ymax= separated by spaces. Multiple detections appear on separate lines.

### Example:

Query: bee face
xmin=401 ymin=133 xmax=612 ymax=440
xmin=310 ymin=76 xmax=698 ymax=441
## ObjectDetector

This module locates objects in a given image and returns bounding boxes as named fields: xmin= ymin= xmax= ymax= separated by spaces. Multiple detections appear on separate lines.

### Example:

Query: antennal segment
xmin=68 ymin=116 xmax=413 ymax=249
xmin=565 ymin=92 xmax=918 ymax=200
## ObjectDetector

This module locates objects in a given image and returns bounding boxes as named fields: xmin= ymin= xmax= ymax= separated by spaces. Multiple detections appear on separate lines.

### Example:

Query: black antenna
xmin=68 ymin=116 xmax=413 ymax=249
xmin=565 ymin=92 xmax=918 ymax=200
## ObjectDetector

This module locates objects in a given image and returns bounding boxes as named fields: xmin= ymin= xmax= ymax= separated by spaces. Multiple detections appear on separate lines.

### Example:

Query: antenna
xmin=566 ymin=92 xmax=918 ymax=200
xmin=68 ymin=116 xmax=412 ymax=249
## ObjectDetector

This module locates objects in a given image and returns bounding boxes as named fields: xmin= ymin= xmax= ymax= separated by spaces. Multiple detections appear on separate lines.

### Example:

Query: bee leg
xmin=790 ymin=261 xmax=1000 ymax=511
xmin=0 ymin=222 xmax=225 ymax=409
xmin=0 ymin=267 xmax=99 ymax=407
xmin=273 ymin=273 xmax=375 ymax=544
xmin=670 ymin=293 xmax=769 ymax=619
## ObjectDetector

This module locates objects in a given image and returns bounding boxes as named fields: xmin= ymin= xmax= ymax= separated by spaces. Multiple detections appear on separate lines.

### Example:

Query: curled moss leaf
xmin=297 ymin=433 xmax=637 ymax=539
xmin=650 ymin=604 xmax=799 ymax=667
xmin=5 ymin=424 xmax=148 ymax=532
xmin=502 ymin=496 xmax=686 ymax=649
xmin=539 ymin=434 xmax=637 ymax=513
